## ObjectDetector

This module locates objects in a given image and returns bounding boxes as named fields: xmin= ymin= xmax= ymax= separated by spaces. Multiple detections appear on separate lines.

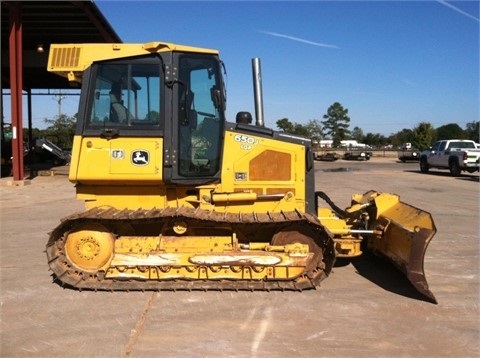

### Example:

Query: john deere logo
xmin=131 ymin=150 xmax=149 ymax=166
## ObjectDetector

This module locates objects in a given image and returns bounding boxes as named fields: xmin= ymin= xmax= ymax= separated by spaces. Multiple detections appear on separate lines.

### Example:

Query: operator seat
xmin=109 ymin=85 xmax=132 ymax=123
xmin=200 ymin=117 xmax=221 ymax=173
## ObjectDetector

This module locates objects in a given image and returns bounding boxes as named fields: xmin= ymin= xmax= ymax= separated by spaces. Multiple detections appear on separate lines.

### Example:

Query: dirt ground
xmin=1 ymin=158 xmax=478 ymax=357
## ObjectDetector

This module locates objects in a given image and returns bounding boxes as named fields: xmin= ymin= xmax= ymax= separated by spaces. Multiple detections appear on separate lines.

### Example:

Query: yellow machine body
xmin=45 ymin=42 xmax=436 ymax=302
xmin=47 ymin=42 xmax=218 ymax=83
xmin=69 ymin=129 xmax=307 ymax=213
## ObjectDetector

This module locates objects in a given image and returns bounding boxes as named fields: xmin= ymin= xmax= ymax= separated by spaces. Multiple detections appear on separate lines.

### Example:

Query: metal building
xmin=1 ymin=1 xmax=121 ymax=181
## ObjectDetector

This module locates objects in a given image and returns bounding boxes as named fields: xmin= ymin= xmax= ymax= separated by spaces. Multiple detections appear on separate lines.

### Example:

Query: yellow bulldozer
xmin=45 ymin=42 xmax=436 ymax=303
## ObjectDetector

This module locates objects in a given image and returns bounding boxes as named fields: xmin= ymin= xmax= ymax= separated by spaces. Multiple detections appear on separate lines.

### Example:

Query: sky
xmin=3 ymin=0 xmax=479 ymax=136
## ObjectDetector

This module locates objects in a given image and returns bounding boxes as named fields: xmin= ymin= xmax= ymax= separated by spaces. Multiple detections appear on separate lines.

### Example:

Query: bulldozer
xmin=45 ymin=42 xmax=437 ymax=303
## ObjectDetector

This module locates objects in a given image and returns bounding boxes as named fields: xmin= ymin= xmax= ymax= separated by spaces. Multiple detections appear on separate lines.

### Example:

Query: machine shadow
xmin=347 ymin=253 xmax=434 ymax=303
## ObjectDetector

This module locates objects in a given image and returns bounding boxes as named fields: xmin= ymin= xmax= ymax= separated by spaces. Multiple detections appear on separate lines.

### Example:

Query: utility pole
xmin=53 ymin=92 xmax=67 ymax=118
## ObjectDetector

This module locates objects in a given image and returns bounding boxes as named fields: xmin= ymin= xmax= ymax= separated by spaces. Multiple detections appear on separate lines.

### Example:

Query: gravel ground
xmin=1 ymin=158 xmax=478 ymax=357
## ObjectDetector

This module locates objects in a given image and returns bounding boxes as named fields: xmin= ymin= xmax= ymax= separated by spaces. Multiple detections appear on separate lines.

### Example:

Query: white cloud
xmin=258 ymin=30 xmax=340 ymax=49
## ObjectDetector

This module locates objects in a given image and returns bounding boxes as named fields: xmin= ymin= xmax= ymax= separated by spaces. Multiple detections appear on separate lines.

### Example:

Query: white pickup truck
xmin=419 ymin=139 xmax=480 ymax=176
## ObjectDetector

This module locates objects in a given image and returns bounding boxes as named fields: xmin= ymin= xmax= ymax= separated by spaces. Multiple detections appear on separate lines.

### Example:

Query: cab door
xmin=431 ymin=141 xmax=447 ymax=166
xmin=166 ymin=53 xmax=226 ymax=185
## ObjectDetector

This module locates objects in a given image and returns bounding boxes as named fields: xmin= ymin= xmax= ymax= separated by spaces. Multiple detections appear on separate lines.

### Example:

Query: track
xmin=46 ymin=206 xmax=336 ymax=291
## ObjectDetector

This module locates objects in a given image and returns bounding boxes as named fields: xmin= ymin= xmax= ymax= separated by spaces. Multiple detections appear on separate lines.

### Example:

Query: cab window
xmin=431 ymin=142 xmax=441 ymax=151
xmin=87 ymin=59 xmax=161 ymax=129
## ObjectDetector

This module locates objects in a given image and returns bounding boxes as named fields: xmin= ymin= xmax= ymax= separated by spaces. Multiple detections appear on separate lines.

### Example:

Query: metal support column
xmin=9 ymin=2 xmax=24 ymax=181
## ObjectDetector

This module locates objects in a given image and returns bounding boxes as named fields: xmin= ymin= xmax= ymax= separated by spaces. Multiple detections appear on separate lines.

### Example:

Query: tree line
xmin=5 ymin=102 xmax=479 ymax=152
xmin=276 ymin=102 xmax=479 ymax=150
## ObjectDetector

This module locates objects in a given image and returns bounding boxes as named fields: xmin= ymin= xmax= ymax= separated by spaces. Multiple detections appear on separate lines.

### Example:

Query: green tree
xmin=146 ymin=110 xmax=160 ymax=121
xmin=389 ymin=128 xmax=414 ymax=148
xmin=464 ymin=121 xmax=479 ymax=142
xmin=43 ymin=114 xmax=77 ymax=149
xmin=276 ymin=118 xmax=295 ymax=133
xmin=275 ymin=118 xmax=309 ymax=136
xmin=292 ymin=123 xmax=310 ymax=137
xmin=412 ymin=122 xmax=436 ymax=150
xmin=304 ymin=119 xmax=324 ymax=142
xmin=436 ymin=123 xmax=465 ymax=140
xmin=276 ymin=118 xmax=324 ymax=142
xmin=321 ymin=102 xmax=350 ymax=147
xmin=364 ymin=132 xmax=387 ymax=148
xmin=350 ymin=126 xmax=364 ymax=143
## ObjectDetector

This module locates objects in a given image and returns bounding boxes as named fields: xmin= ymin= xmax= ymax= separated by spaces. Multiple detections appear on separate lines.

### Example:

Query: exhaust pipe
xmin=251 ymin=58 xmax=264 ymax=127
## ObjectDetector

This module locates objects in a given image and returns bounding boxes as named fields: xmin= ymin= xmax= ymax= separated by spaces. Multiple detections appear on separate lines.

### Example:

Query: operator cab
xmin=78 ymin=52 xmax=226 ymax=184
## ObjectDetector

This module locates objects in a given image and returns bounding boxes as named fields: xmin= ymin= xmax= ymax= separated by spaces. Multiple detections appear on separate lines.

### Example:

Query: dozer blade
xmin=356 ymin=191 xmax=437 ymax=303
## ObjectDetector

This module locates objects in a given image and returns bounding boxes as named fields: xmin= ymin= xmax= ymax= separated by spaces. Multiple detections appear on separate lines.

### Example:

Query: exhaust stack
xmin=252 ymin=58 xmax=264 ymax=127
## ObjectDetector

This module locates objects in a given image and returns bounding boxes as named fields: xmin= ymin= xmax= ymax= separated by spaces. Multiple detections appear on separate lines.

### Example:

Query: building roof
xmin=1 ymin=1 xmax=122 ymax=90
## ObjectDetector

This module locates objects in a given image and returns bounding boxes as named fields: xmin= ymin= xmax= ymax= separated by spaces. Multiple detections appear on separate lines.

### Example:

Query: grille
xmin=50 ymin=46 xmax=81 ymax=68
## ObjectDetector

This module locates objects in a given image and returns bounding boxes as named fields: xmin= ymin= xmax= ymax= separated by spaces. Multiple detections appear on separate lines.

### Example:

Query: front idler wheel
xmin=271 ymin=228 xmax=323 ymax=273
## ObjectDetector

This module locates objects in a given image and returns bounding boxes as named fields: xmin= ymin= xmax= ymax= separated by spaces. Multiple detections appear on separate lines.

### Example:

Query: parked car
xmin=343 ymin=150 xmax=371 ymax=161
xmin=397 ymin=149 xmax=421 ymax=162
xmin=315 ymin=152 xmax=340 ymax=161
